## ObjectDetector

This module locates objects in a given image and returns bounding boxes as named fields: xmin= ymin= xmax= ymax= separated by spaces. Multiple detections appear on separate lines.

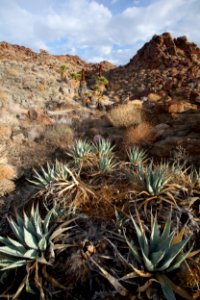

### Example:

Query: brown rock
xmin=168 ymin=101 xmax=197 ymax=113
xmin=27 ymin=109 xmax=38 ymax=121
xmin=147 ymin=93 xmax=162 ymax=102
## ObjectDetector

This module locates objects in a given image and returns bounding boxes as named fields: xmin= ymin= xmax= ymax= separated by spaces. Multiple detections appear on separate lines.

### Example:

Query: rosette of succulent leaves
xmin=0 ymin=203 xmax=76 ymax=298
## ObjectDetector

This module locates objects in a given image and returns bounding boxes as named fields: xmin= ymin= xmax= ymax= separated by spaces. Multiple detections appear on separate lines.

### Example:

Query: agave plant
xmin=0 ymin=204 xmax=76 ymax=298
xmin=68 ymin=139 xmax=94 ymax=168
xmin=127 ymin=146 xmax=147 ymax=167
xmin=29 ymin=161 xmax=69 ymax=188
xmin=94 ymin=138 xmax=114 ymax=156
xmin=123 ymin=213 xmax=192 ymax=300
xmin=0 ymin=203 xmax=68 ymax=270
xmin=136 ymin=161 xmax=171 ymax=196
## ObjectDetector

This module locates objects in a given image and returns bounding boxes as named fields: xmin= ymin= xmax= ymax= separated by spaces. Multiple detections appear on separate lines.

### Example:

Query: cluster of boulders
xmin=106 ymin=33 xmax=200 ymax=104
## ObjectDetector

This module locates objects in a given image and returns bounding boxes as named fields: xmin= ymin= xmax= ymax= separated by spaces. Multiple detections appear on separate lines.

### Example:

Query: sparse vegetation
xmin=0 ymin=34 xmax=200 ymax=300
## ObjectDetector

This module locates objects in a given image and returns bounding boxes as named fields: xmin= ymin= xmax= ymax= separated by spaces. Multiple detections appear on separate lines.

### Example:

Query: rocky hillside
xmin=0 ymin=33 xmax=200 ymax=171
xmin=106 ymin=32 xmax=200 ymax=103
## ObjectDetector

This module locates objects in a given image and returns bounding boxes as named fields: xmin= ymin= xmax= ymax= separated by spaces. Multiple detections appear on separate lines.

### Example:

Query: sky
xmin=0 ymin=0 xmax=199 ymax=65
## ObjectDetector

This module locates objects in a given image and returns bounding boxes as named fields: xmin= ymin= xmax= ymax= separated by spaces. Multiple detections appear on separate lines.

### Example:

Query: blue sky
xmin=0 ymin=0 xmax=199 ymax=65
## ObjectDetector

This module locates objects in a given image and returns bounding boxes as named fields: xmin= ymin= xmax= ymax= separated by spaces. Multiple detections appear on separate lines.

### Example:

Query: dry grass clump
xmin=107 ymin=101 xmax=143 ymax=128
xmin=0 ymin=164 xmax=17 ymax=180
xmin=6 ymin=67 xmax=19 ymax=77
xmin=44 ymin=124 xmax=74 ymax=149
xmin=36 ymin=82 xmax=46 ymax=92
xmin=124 ymin=122 xmax=153 ymax=146
xmin=0 ymin=146 xmax=17 ymax=196
xmin=0 ymin=179 xmax=16 ymax=196
xmin=0 ymin=125 xmax=12 ymax=141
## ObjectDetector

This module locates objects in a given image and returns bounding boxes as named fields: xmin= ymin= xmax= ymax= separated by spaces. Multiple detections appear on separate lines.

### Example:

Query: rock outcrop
xmin=106 ymin=32 xmax=200 ymax=103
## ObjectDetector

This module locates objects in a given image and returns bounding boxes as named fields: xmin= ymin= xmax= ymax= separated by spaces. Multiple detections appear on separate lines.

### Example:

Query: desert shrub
xmin=44 ymin=124 xmax=74 ymax=149
xmin=124 ymin=122 xmax=153 ymax=146
xmin=0 ymin=125 xmax=12 ymax=141
xmin=107 ymin=101 xmax=143 ymax=128
xmin=0 ymin=145 xmax=7 ymax=164
xmin=0 ymin=146 xmax=16 ymax=196
xmin=6 ymin=67 xmax=19 ymax=76
xmin=0 ymin=179 xmax=15 ymax=196
xmin=36 ymin=82 xmax=46 ymax=92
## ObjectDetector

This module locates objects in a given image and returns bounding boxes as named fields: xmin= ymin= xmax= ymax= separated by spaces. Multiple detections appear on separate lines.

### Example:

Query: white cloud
xmin=0 ymin=0 xmax=199 ymax=65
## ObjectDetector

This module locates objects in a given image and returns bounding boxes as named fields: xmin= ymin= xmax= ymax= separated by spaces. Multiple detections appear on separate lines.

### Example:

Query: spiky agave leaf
xmin=29 ymin=162 xmax=56 ymax=187
xmin=29 ymin=161 xmax=70 ymax=188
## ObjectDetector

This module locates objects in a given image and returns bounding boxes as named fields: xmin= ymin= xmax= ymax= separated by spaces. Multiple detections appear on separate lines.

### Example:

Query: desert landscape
xmin=0 ymin=32 xmax=199 ymax=299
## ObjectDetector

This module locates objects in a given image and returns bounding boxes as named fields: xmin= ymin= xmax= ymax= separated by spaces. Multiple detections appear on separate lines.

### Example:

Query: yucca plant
xmin=68 ymin=139 xmax=94 ymax=168
xmin=97 ymin=76 xmax=108 ymax=85
xmin=69 ymin=71 xmax=81 ymax=81
xmin=127 ymin=146 xmax=147 ymax=167
xmin=122 ymin=212 xmax=192 ymax=300
xmin=94 ymin=138 xmax=114 ymax=156
xmin=29 ymin=161 xmax=69 ymax=188
xmin=59 ymin=64 xmax=68 ymax=80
